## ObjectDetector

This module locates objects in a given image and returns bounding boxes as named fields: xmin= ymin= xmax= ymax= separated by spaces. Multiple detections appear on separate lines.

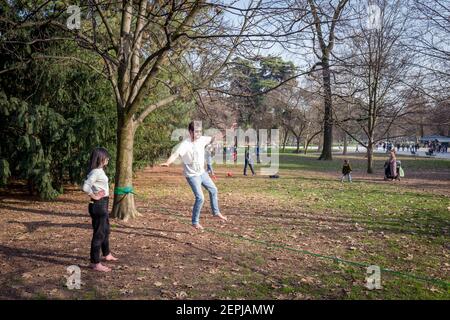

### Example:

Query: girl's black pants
xmin=88 ymin=197 xmax=110 ymax=264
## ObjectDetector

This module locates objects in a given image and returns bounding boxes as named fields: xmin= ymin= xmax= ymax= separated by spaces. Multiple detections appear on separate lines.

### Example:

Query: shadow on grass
xmin=0 ymin=204 xmax=86 ymax=218
xmin=0 ymin=245 xmax=85 ymax=264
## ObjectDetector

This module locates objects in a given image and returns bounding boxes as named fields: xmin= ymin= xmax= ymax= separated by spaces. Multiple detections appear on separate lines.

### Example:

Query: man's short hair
xmin=188 ymin=121 xmax=195 ymax=132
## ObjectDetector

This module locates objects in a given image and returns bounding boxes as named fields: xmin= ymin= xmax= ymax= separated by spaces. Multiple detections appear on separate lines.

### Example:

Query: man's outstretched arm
xmin=161 ymin=149 xmax=180 ymax=167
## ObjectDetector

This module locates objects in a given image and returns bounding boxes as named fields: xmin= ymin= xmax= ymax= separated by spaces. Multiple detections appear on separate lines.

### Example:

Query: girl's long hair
xmin=87 ymin=147 xmax=110 ymax=175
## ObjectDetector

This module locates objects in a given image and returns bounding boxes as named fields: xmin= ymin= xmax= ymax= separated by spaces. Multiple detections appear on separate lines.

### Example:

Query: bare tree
xmin=333 ymin=0 xmax=418 ymax=173
xmin=271 ymin=85 xmax=314 ymax=153
xmin=304 ymin=0 xmax=349 ymax=160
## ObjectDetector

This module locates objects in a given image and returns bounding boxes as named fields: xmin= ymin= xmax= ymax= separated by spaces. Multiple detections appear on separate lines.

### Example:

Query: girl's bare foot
xmin=104 ymin=254 xmax=118 ymax=261
xmin=192 ymin=223 xmax=204 ymax=230
xmin=91 ymin=263 xmax=111 ymax=272
xmin=214 ymin=213 xmax=228 ymax=222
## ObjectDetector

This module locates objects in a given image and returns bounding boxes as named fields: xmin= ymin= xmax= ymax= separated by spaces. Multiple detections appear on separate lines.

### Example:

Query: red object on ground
xmin=227 ymin=172 xmax=233 ymax=177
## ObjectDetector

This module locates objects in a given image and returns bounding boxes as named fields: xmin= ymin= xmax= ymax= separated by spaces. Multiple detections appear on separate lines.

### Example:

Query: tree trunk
xmin=367 ymin=142 xmax=374 ymax=174
xmin=318 ymin=59 xmax=333 ymax=160
xmin=256 ymin=131 xmax=261 ymax=163
xmin=296 ymin=136 xmax=301 ymax=153
xmin=303 ymin=134 xmax=309 ymax=154
xmin=111 ymin=116 xmax=140 ymax=221
xmin=282 ymin=129 xmax=288 ymax=152
xmin=305 ymin=139 xmax=311 ymax=155
xmin=343 ymin=133 xmax=348 ymax=155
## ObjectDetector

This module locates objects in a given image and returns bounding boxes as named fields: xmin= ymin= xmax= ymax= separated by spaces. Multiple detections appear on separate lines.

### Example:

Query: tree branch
xmin=135 ymin=94 xmax=180 ymax=125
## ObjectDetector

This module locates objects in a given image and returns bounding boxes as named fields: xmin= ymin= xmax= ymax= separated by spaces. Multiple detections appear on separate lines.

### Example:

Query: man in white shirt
xmin=161 ymin=121 xmax=235 ymax=230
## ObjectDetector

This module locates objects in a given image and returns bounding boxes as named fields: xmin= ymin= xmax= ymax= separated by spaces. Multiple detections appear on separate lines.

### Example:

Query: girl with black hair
xmin=82 ymin=147 xmax=118 ymax=272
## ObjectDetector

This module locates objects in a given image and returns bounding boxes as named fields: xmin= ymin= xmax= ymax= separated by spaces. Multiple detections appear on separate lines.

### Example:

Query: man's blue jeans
xmin=186 ymin=172 xmax=220 ymax=225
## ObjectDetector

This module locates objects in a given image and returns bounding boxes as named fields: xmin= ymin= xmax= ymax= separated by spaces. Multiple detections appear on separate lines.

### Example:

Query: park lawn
xmin=0 ymin=152 xmax=448 ymax=299
xmin=277 ymin=152 xmax=450 ymax=172
xmin=136 ymin=153 xmax=450 ymax=299
xmin=201 ymin=153 xmax=449 ymax=297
